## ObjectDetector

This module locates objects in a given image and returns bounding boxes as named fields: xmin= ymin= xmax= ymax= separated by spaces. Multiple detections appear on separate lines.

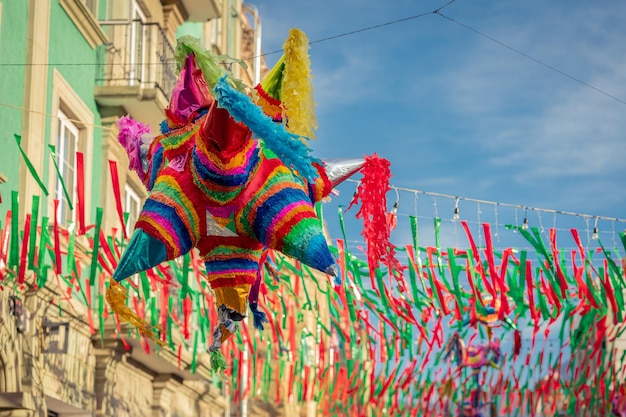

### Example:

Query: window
xmin=210 ymin=18 xmax=222 ymax=53
xmin=55 ymin=111 xmax=79 ymax=226
xmin=129 ymin=1 xmax=146 ymax=85
xmin=48 ymin=70 xmax=95 ymax=231
xmin=103 ymin=0 xmax=131 ymax=21
xmin=227 ymin=0 xmax=237 ymax=56
xmin=124 ymin=184 xmax=141 ymax=236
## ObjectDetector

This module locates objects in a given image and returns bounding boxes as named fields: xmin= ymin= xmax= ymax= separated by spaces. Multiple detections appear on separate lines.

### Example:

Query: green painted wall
xmin=0 ymin=0 xmax=28 ymax=220
xmin=42 ymin=0 xmax=104 ymax=223
xmin=177 ymin=22 xmax=203 ymax=39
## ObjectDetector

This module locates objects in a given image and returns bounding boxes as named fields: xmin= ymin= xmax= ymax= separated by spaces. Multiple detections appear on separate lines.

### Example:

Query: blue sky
xmin=253 ymin=0 xmax=626 ymax=230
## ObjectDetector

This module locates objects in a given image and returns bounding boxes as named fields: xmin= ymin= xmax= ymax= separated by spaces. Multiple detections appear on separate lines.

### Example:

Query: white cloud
xmin=432 ymin=4 xmax=626 ymax=187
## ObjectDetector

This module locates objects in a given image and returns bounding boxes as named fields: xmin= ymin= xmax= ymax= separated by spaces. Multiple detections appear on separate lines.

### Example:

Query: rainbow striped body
xmin=124 ymin=112 xmax=334 ymax=315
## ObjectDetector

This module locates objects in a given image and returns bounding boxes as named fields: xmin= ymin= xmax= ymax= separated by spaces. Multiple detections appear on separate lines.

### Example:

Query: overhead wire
xmin=0 ymin=101 xmax=115 ymax=131
xmin=434 ymin=11 xmax=626 ymax=106
xmin=0 ymin=1 xmax=622 ymax=109
xmin=1 ymin=0 xmax=624 ymax=107
xmin=2 ymin=0 xmax=626 ymax=134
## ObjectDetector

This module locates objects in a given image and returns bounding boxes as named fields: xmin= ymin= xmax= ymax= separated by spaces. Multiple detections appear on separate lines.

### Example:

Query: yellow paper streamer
xmin=106 ymin=278 xmax=165 ymax=346
xmin=281 ymin=28 xmax=317 ymax=139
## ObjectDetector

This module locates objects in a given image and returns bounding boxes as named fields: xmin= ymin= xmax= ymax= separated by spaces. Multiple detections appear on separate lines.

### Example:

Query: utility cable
xmin=435 ymin=11 xmax=626 ymax=106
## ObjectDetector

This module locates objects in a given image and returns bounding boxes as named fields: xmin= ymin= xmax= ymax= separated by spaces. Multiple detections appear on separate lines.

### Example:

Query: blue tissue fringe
xmin=213 ymin=75 xmax=321 ymax=183
xmin=249 ymin=302 xmax=268 ymax=331
xmin=160 ymin=119 xmax=171 ymax=135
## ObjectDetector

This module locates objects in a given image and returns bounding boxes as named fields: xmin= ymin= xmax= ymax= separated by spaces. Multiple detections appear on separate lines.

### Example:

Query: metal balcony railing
xmin=96 ymin=20 xmax=177 ymax=99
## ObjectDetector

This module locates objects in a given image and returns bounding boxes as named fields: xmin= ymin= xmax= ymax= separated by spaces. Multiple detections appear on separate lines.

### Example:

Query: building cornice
xmin=59 ymin=0 xmax=109 ymax=48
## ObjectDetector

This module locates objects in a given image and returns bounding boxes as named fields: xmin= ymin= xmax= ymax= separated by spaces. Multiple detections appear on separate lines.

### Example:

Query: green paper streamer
xmin=210 ymin=350 xmax=228 ymax=375
xmin=433 ymin=218 xmax=446 ymax=278
xmin=140 ymin=271 xmax=150 ymax=300
xmin=299 ymin=268 xmax=313 ymax=310
xmin=98 ymin=293 xmax=106 ymax=345
xmin=14 ymin=134 xmax=48 ymax=195
xmin=534 ymin=270 xmax=550 ymax=321
xmin=28 ymin=195 xmax=39 ymax=270
xmin=150 ymin=297 xmax=158 ymax=330
xmin=190 ymin=331 xmax=198 ymax=373
xmin=167 ymin=296 xmax=174 ymax=348
xmin=181 ymin=253 xmax=190 ymax=299
xmin=48 ymin=145 xmax=73 ymax=210
xmin=447 ymin=248 xmax=466 ymax=319
xmin=89 ymin=208 xmax=103 ymax=286
xmin=36 ymin=217 xmax=50 ymax=288
xmin=65 ymin=222 xmax=76 ymax=277
xmin=9 ymin=191 xmax=19 ymax=270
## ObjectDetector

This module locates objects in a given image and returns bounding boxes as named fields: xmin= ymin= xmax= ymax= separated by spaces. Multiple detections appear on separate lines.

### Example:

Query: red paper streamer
xmin=108 ymin=160 xmax=127 ymax=239
xmin=76 ymin=152 xmax=86 ymax=235
xmin=18 ymin=214 xmax=31 ymax=285
xmin=53 ymin=199 xmax=62 ymax=275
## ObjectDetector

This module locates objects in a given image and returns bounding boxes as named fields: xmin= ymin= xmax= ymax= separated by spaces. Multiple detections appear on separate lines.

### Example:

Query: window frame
xmin=54 ymin=110 xmax=80 ymax=226
xmin=48 ymin=70 xmax=95 ymax=230
xmin=128 ymin=1 xmax=147 ymax=86
xmin=124 ymin=183 xmax=141 ymax=236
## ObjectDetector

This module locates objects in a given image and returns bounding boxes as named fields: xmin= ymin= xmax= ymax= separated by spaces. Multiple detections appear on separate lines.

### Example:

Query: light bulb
xmin=592 ymin=226 xmax=599 ymax=240
xmin=522 ymin=218 xmax=529 ymax=230
xmin=453 ymin=207 xmax=460 ymax=220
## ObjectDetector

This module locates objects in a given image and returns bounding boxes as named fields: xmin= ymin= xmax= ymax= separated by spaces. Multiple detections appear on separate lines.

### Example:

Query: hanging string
xmin=344 ymin=180 xmax=626 ymax=224
xmin=584 ymin=217 xmax=591 ymax=251
xmin=536 ymin=209 xmax=546 ymax=236
xmin=493 ymin=202 xmax=500 ymax=242
xmin=453 ymin=198 xmax=460 ymax=248
xmin=476 ymin=202 xmax=482 ymax=248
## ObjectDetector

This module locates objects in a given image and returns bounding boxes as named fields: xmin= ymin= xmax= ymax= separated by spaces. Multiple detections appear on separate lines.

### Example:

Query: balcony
xmin=95 ymin=20 xmax=177 ymax=131
xmin=161 ymin=0 xmax=222 ymax=22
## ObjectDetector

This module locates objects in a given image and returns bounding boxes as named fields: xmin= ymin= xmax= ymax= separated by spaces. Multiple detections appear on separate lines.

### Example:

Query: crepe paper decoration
xmin=347 ymin=154 xmax=395 ymax=280
xmin=278 ymin=28 xmax=317 ymax=139
xmin=116 ymin=116 xmax=152 ymax=182
xmin=18 ymin=214 xmax=31 ymax=285
xmin=35 ymin=216 xmax=50 ymax=287
xmin=65 ymin=222 xmax=76 ymax=276
xmin=2 ymin=187 xmax=626 ymax=416
xmin=212 ymin=75 xmax=321 ymax=183
xmin=14 ymin=134 xmax=49 ymax=196
xmin=9 ymin=191 xmax=19 ymax=271
xmin=52 ymin=199 xmax=63 ymax=275
xmin=443 ymin=332 xmax=502 ymax=381
xmin=174 ymin=35 xmax=247 ymax=95
xmin=48 ymin=145 xmax=74 ymax=210
xmin=108 ymin=160 xmax=127 ymax=239
xmin=27 ymin=195 xmax=40 ymax=270
xmin=88 ymin=208 xmax=104 ymax=286
xmin=0 ymin=211 xmax=12 ymax=281
xmin=461 ymin=221 xmax=495 ymax=300
xmin=73 ymin=152 xmax=86 ymax=236
xmin=106 ymin=31 xmax=369 ymax=371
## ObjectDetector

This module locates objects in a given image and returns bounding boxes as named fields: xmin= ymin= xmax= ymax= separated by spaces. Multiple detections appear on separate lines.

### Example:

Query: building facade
xmin=0 ymin=1 xmax=267 ymax=416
